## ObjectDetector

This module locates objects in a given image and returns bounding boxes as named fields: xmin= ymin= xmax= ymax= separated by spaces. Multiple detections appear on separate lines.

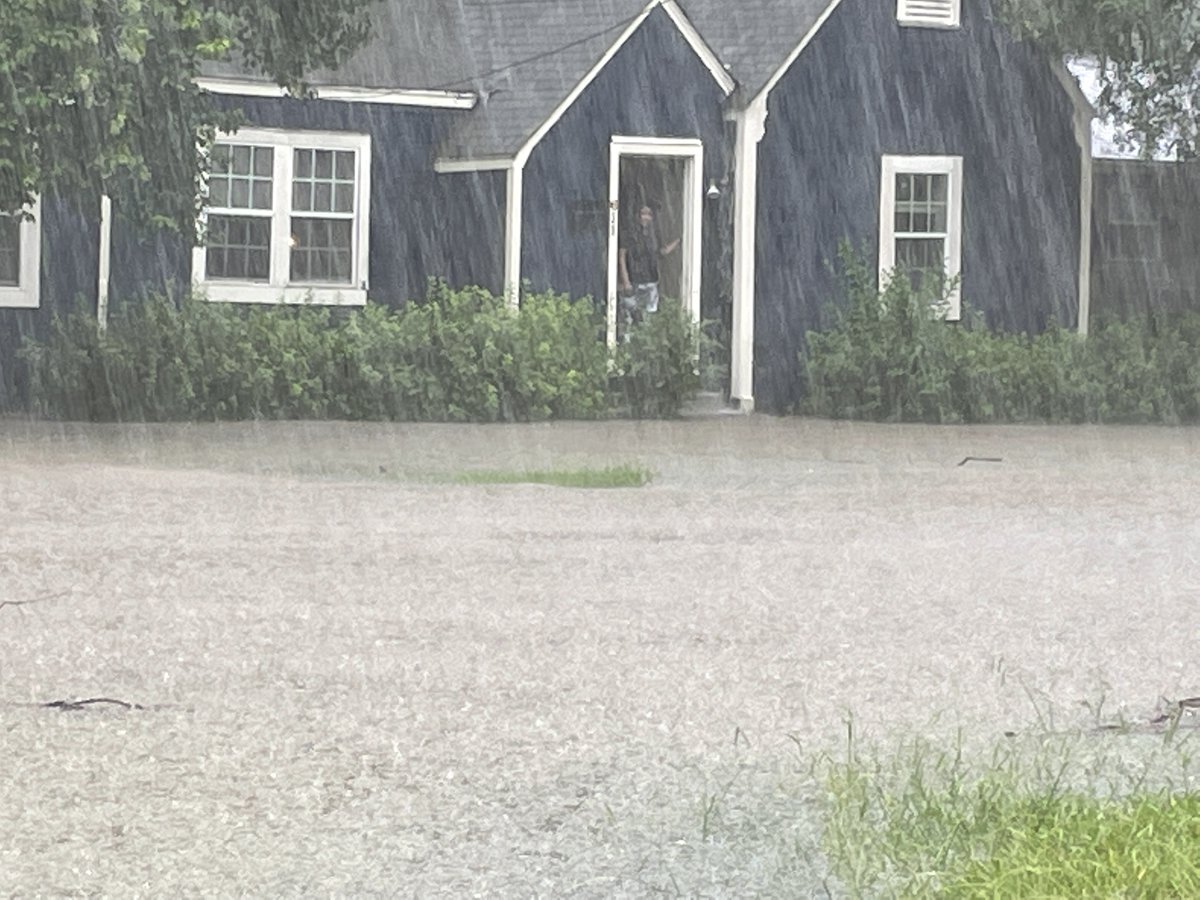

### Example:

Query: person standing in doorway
xmin=618 ymin=204 xmax=679 ymax=326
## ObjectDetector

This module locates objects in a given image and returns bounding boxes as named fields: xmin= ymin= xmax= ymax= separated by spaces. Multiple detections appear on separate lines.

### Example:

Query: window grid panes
xmin=0 ymin=216 xmax=19 ymax=286
xmin=292 ymin=149 xmax=356 ymax=214
xmin=894 ymin=172 xmax=948 ymax=290
xmin=290 ymin=219 xmax=353 ymax=283
xmin=290 ymin=148 xmax=356 ymax=284
xmin=205 ymin=215 xmax=271 ymax=281
xmin=208 ymin=145 xmax=275 ymax=211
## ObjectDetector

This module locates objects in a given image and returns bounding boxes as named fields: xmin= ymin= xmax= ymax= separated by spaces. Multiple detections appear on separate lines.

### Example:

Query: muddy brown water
xmin=2 ymin=418 xmax=1198 ymax=896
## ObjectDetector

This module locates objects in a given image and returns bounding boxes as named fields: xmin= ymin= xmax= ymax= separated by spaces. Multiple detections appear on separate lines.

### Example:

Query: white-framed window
xmin=879 ymin=155 xmax=964 ymax=320
xmin=0 ymin=197 xmax=41 ymax=309
xmin=897 ymin=0 xmax=961 ymax=28
xmin=193 ymin=127 xmax=371 ymax=305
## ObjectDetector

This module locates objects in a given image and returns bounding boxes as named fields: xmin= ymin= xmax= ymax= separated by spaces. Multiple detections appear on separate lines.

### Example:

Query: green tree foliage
xmin=1000 ymin=0 xmax=1200 ymax=156
xmin=0 ymin=0 xmax=372 ymax=229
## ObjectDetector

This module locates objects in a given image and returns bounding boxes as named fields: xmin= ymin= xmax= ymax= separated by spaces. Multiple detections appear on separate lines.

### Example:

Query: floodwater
xmin=2 ymin=417 xmax=1199 ymax=896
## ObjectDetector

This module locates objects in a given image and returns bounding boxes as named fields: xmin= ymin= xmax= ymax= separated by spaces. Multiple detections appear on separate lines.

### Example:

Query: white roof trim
xmin=753 ymin=0 xmax=846 ymax=105
xmin=514 ymin=0 xmax=733 ymax=167
xmin=195 ymin=77 xmax=478 ymax=109
xmin=660 ymin=0 xmax=737 ymax=96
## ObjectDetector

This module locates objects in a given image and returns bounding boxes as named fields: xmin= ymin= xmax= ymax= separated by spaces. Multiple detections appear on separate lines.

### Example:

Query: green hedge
xmin=802 ymin=249 xmax=1200 ymax=424
xmin=20 ymin=285 xmax=701 ymax=422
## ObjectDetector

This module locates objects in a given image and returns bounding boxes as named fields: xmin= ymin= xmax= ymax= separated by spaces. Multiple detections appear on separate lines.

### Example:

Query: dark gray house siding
xmin=0 ymin=196 xmax=100 ymax=407
xmin=1091 ymin=159 xmax=1200 ymax=322
xmin=522 ymin=9 xmax=732 ymax=310
xmin=753 ymin=0 xmax=1082 ymax=411
xmin=106 ymin=95 xmax=505 ymax=312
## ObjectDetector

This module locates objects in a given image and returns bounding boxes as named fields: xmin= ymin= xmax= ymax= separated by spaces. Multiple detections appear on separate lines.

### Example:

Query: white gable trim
xmin=752 ymin=0 xmax=846 ymax=105
xmin=195 ymin=77 xmax=478 ymax=110
xmin=660 ymin=1 xmax=737 ymax=95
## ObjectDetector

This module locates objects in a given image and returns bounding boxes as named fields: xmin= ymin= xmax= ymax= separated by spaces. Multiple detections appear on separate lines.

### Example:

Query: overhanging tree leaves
xmin=1001 ymin=0 xmax=1200 ymax=157
xmin=0 ymin=0 xmax=373 ymax=230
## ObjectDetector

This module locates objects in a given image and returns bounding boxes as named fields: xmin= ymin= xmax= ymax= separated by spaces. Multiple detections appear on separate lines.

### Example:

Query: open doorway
xmin=607 ymin=138 xmax=702 ymax=346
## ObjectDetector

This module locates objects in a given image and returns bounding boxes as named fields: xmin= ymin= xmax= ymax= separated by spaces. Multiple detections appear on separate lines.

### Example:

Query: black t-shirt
xmin=624 ymin=223 xmax=659 ymax=284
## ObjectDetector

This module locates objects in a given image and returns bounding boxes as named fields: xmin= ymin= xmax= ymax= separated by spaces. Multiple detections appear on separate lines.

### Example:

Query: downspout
xmin=729 ymin=94 xmax=768 ymax=411
xmin=97 ymin=194 xmax=112 ymax=331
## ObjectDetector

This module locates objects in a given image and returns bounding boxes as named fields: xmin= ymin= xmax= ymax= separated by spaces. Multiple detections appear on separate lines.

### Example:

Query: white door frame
xmin=606 ymin=136 xmax=703 ymax=347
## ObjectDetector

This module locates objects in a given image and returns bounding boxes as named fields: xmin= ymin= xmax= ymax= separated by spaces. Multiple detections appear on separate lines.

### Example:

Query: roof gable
xmin=438 ymin=0 xmax=734 ymax=161
xmin=675 ymin=0 xmax=836 ymax=99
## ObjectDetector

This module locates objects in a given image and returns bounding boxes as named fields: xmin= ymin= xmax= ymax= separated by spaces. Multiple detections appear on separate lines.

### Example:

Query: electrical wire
xmin=426 ymin=11 xmax=643 ymax=90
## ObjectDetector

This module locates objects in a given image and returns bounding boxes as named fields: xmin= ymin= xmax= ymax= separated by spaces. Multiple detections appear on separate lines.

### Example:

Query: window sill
xmin=0 ymin=287 xmax=39 ymax=309
xmin=198 ymin=283 xmax=367 ymax=306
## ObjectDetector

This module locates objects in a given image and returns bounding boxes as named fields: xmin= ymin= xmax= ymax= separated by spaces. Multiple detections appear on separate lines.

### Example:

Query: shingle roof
xmin=203 ymin=0 xmax=840 ymax=159
xmin=438 ymin=0 xmax=649 ymax=159
xmin=676 ymin=0 xmax=836 ymax=98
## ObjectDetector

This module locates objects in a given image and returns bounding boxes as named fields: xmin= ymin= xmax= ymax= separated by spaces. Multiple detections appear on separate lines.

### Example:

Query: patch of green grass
xmin=453 ymin=464 xmax=652 ymax=489
xmin=942 ymin=791 xmax=1200 ymax=897
xmin=820 ymin=722 xmax=1200 ymax=898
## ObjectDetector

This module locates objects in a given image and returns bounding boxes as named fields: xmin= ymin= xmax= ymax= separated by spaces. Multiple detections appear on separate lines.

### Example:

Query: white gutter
xmin=194 ymin=77 xmax=478 ymax=110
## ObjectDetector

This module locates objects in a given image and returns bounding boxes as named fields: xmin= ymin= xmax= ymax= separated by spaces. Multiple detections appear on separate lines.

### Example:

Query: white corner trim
xmin=0 ymin=196 xmax=41 ymax=309
xmin=192 ymin=127 xmax=372 ymax=305
xmin=434 ymin=157 xmax=514 ymax=174
xmin=660 ymin=0 xmax=737 ymax=96
xmin=878 ymin=154 xmax=964 ymax=321
xmin=1076 ymin=135 xmax=1093 ymax=337
xmin=504 ymin=165 xmax=524 ymax=308
xmin=195 ymin=77 xmax=477 ymax=109
xmin=1051 ymin=61 xmax=1095 ymax=336
xmin=730 ymin=96 xmax=768 ymax=407
xmin=753 ymin=0 xmax=846 ymax=105
xmin=97 ymin=194 xmax=112 ymax=329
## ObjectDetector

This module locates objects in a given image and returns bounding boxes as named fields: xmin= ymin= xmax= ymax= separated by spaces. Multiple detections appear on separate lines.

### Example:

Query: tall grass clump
xmin=21 ymin=284 xmax=701 ymax=421
xmin=802 ymin=247 xmax=1200 ymax=424
xmin=820 ymin=722 xmax=1200 ymax=898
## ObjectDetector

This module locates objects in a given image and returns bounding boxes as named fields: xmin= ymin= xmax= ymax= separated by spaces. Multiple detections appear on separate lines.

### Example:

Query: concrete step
xmin=681 ymin=391 xmax=745 ymax=417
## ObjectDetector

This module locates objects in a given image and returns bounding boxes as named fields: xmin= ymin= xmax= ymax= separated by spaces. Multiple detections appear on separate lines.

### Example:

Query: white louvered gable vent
xmin=897 ymin=0 xmax=961 ymax=28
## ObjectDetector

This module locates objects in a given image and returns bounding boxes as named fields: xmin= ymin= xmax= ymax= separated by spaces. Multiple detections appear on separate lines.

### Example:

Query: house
xmin=0 ymin=0 xmax=1092 ymax=413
